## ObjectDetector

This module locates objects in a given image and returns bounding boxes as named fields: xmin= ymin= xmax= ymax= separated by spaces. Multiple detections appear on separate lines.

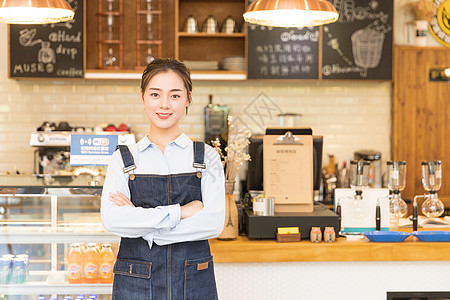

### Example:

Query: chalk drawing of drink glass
xmin=351 ymin=23 xmax=391 ymax=69
xmin=38 ymin=42 xmax=56 ymax=64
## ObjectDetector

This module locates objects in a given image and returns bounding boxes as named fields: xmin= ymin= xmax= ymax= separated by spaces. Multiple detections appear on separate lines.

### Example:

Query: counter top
xmin=209 ymin=233 xmax=450 ymax=263
xmin=0 ymin=175 xmax=103 ymax=190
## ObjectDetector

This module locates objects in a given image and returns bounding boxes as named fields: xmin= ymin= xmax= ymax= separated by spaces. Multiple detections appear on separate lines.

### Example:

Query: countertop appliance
xmin=244 ymin=203 xmax=339 ymax=240
xmin=246 ymin=134 xmax=323 ymax=192
xmin=204 ymin=95 xmax=229 ymax=152
xmin=354 ymin=149 xmax=382 ymax=188
xmin=30 ymin=126 xmax=135 ymax=176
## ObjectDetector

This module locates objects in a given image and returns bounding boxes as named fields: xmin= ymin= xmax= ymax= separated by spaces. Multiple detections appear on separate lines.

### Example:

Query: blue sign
xmin=70 ymin=134 xmax=118 ymax=166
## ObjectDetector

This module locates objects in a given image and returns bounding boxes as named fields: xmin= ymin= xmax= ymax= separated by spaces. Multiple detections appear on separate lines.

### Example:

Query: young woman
xmin=101 ymin=58 xmax=225 ymax=299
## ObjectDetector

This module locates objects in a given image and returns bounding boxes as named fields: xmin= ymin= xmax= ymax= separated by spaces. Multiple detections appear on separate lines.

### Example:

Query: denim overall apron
xmin=112 ymin=142 xmax=218 ymax=300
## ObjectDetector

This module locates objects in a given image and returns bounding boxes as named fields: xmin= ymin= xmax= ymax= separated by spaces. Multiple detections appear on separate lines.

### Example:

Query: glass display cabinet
xmin=0 ymin=175 xmax=118 ymax=299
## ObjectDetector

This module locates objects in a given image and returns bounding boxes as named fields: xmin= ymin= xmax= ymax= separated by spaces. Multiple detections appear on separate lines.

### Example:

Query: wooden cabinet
xmin=86 ymin=0 xmax=175 ymax=72
xmin=86 ymin=0 xmax=245 ymax=76
xmin=393 ymin=46 xmax=450 ymax=208
xmin=174 ymin=0 xmax=246 ymax=73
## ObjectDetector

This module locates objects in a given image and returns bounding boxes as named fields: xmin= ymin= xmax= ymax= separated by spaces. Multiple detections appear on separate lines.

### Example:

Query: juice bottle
xmin=68 ymin=243 xmax=84 ymax=284
xmin=98 ymin=244 xmax=115 ymax=283
xmin=83 ymin=243 xmax=99 ymax=283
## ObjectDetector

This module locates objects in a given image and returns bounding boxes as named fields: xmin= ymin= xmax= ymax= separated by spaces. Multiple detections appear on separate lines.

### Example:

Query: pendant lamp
xmin=243 ymin=0 xmax=339 ymax=28
xmin=0 ymin=0 xmax=74 ymax=24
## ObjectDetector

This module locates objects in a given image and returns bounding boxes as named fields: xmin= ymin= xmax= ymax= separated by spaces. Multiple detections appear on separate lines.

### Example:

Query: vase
xmin=415 ymin=20 xmax=428 ymax=46
xmin=217 ymin=180 xmax=238 ymax=240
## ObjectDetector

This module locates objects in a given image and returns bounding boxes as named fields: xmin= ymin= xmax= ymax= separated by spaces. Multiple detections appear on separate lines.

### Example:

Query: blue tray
xmin=412 ymin=231 xmax=450 ymax=242
xmin=362 ymin=231 xmax=411 ymax=242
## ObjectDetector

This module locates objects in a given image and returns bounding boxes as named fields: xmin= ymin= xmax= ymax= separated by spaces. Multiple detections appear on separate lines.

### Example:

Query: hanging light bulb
xmin=0 ymin=0 xmax=74 ymax=24
xmin=243 ymin=0 xmax=339 ymax=28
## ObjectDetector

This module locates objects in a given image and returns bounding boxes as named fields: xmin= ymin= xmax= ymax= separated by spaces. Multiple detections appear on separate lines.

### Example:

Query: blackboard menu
xmin=9 ymin=0 xmax=84 ymax=78
xmin=247 ymin=24 xmax=320 ymax=80
xmin=321 ymin=0 xmax=393 ymax=80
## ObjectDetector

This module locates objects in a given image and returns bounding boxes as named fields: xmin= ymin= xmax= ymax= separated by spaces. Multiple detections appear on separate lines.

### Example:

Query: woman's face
xmin=142 ymin=70 xmax=190 ymax=131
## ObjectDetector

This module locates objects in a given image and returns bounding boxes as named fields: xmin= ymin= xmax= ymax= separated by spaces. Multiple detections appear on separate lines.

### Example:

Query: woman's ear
xmin=186 ymin=92 xmax=192 ymax=108
xmin=141 ymin=91 xmax=144 ymax=101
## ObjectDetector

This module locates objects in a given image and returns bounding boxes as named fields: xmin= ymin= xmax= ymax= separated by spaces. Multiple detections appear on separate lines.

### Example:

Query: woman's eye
xmin=150 ymin=93 xmax=159 ymax=97
xmin=171 ymin=94 xmax=180 ymax=99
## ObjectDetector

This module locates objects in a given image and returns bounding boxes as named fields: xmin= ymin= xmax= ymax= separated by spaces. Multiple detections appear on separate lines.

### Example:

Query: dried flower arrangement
xmin=403 ymin=0 xmax=437 ymax=22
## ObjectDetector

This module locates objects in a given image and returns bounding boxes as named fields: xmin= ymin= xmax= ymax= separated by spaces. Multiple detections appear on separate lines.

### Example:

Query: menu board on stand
xmin=247 ymin=24 xmax=320 ymax=80
xmin=321 ymin=0 xmax=393 ymax=80
xmin=8 ymin=0 xmax=84 ymax=78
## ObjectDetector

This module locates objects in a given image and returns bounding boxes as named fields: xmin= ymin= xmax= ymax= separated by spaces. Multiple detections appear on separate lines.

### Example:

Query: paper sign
xmin=70 ymin=134 xmax=118 ymax=166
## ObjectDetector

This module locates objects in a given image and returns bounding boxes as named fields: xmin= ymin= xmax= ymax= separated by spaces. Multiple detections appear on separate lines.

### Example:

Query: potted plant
xmin=403 ymin=0 xmax=437 ymax=46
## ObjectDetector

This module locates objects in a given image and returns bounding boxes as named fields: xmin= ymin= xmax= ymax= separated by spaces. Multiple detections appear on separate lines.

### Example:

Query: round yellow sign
xmin=430 ymin=0 xmax=450 ymax=46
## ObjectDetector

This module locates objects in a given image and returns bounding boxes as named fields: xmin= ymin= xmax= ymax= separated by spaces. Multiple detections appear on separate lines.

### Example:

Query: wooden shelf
xmin=178 ymin=32 xmax=245 ymax=38
xmin=136 ymin=10 xmax=163 ymax=15
xmin=97 ymin=12 xmax=122 ymax=16
xmin=136 ymin=40 xmax=162 ymax=45
xmin=175 ymin=0 xmax=246 ymax=64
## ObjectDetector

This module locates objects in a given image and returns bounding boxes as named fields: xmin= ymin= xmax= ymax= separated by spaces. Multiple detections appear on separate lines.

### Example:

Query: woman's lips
xmin=156 ymin=113 xmax=172 ymax=119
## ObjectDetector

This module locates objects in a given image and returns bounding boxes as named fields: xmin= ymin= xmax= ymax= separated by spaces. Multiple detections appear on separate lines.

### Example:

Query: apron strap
xmin=193 ymin=141 xmax=206 ymax=170
xmin=116 ymin=145 xmax=136 ymax=173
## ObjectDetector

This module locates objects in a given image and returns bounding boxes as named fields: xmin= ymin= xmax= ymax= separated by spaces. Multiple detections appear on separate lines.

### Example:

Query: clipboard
xmin=263 ymin=128 xmax=314 ymax=213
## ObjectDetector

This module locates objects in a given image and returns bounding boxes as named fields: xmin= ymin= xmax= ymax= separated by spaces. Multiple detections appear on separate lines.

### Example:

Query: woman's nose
xmin=160 ymin=95 xmax=170 ymax=108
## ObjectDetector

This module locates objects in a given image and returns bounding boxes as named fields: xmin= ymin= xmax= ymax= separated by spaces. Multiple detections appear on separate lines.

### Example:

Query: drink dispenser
xmin=386 ymin=161 xmax=407 ymax=228
xmin=415 ymin=161 xmax=445 ymax=218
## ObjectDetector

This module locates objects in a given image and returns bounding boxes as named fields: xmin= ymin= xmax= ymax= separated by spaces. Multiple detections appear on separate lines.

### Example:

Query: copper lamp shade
xmin=243 ymin=0 xmax=339 ymax=27
xmin=0 ymin=0 xmax=74 ymax=24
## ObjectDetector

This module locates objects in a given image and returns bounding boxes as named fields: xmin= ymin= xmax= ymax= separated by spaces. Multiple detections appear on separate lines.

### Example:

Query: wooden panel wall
xmin=393 ymin=46 xmax=450 ymax=205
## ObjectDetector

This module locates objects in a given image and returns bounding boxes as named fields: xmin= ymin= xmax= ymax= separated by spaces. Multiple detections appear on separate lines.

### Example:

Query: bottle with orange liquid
xmin=84 ymin=243 xmax=99 ymax=283
xmin=68 ymin=243 xmax=84 ymax=284
xmin=98 ymin=243 xmax=115 ymax=283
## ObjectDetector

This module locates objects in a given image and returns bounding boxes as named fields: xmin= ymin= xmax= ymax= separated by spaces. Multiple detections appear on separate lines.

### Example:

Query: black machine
xmin=246 ymin=133 xmax=324 ymax=192
xmin=242 ymin=130 xmax=337 ymax=240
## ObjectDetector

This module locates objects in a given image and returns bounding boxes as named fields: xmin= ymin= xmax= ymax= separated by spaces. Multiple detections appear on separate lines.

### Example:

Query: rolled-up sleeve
xmin=101 ymin=150 xmax=181 ymax=238
xmin=149 ymin=146 xmax=225 ymax=245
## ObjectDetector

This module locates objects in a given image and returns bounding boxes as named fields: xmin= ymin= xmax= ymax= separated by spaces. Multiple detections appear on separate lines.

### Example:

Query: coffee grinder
xmin=414 ymin=161 xmax=445 ymax=218
xmin=204 ymin=94 xmax=229 ymax=153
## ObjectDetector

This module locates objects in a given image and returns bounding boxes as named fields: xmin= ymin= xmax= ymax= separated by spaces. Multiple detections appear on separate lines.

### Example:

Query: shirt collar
xmin=137 ymin=133 xmax=191 ymax=152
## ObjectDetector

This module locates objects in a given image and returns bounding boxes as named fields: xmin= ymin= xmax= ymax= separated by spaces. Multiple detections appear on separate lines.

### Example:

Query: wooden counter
xmin=209 ymin=233 xmax=450 ymax=263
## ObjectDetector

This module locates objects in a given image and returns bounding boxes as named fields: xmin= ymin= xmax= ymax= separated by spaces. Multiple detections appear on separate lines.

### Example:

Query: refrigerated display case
xmin=0 ymin=175 xmax=118 ymax=299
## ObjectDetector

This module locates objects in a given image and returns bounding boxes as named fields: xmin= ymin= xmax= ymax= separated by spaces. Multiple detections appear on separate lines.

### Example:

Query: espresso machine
xmin=30 ymin=122 xmax=135 ymax=176
xmin=204 ymin=95 xmax=229 ymax=153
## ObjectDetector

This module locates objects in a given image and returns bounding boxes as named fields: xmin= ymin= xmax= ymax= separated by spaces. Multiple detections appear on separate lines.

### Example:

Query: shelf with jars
xmin=135 ymin=0 xmax=163 ymax=69
xmin=97 ymin=0 xmax=124 ymax=69
xmin=0 ymin=175 xmax=117 ymax=297
xmin=175 ymin=0 xmax=246 ymax=74
xmin=86 ymin=0 xmax=174 ymax=74
xmin=85 ymin=0 xmax=247 ymax=80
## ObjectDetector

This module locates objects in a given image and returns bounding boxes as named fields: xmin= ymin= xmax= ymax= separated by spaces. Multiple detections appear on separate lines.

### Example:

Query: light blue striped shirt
xmin=101 ymin=133 xmax=225 ymax=248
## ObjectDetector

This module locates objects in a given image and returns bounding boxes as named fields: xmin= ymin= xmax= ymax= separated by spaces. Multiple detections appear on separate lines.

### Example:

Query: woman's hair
xmin=140 ymin=58 xmax=192 ymax=112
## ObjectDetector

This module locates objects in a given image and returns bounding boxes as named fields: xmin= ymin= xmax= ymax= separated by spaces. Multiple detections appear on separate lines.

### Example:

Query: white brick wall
xmin=0 ymin=24 xmax=391 ymax=174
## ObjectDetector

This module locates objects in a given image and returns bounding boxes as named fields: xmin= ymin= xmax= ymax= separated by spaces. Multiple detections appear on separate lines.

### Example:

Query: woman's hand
xmin=109 ymin=191 xmax=135 ymax=207
xmin=180 ymin=200 xmax=203 ymax=219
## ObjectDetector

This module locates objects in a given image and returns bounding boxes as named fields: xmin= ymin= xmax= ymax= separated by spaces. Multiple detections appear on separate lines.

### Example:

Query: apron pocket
xmin=184 ymin=256 xmax=218 ymax=300
xmin=112 ymin=259 xmax=152 ymax=300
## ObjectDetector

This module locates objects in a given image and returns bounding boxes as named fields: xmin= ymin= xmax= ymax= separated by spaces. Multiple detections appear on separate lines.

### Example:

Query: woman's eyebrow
xmin=148 ymin=87 xmax=183 ymax=92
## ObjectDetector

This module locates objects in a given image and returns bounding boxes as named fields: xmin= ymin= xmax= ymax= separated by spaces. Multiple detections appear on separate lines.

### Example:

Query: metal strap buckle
xmin=123 ymin=165 xmax=136 ymax=173
xmin=193 ymin=163 xmax=206 ymax=169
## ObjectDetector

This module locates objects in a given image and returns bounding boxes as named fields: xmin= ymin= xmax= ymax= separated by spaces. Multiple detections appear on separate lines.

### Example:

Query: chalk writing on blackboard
xmin=248 ymin=25 xmax=319 ymax=79
xmin=322 ymin=0 xmax=393 ymax=80
xmin=10 ymin=0 xmax=83 ymax=78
